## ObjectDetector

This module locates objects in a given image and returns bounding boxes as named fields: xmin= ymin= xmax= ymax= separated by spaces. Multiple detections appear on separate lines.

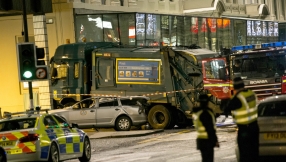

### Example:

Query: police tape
xmin=41 ymin=88 xmax=203 ymax=98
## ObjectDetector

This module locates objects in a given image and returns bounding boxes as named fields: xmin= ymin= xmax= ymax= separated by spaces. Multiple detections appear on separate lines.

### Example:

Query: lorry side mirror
xmin=218 ymin=68 xmax=226 ymax=80
xmin=51 ymin=68 xmax=57 ymax=78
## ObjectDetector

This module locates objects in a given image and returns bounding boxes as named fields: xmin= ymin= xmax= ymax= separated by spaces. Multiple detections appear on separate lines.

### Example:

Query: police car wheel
xmin=115 ymin=116 xmax=131 ymax=131
xmin=79 ymin=137 xmax=91 ymax=162
xmin=48 ymin=143 xmax=59 ymax=162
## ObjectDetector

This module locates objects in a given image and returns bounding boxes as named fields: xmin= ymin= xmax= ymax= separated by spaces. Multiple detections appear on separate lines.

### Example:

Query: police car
xmin=0 ymin=107 xmax=91 ymax=162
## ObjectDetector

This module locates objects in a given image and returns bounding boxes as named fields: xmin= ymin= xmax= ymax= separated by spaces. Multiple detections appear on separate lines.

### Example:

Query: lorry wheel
xmin=166 ymin=109 xmax=175 ymax=129
xmin=175 ymin=111 xmax=188 ymax=128
xmin=148 ymin=105 xmax=171 ymax=129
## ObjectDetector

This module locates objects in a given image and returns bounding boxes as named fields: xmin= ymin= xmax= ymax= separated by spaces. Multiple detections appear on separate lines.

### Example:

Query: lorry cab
xmin=50 ymin=42 xmax=114 ymax=108
xmin=229 ymin=42 xmax=286 ymax=99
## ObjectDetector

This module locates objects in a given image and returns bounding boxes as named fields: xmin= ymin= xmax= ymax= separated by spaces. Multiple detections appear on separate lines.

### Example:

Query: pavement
xmin=84 ymin=115 xmax=235 ymax=139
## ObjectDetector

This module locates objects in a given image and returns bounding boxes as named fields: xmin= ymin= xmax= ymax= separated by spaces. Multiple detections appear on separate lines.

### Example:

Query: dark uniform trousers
xmin=197 ymin=139 xmax=215 ymax=162
xmin=237 ymin=121 xmax=259 ymax=162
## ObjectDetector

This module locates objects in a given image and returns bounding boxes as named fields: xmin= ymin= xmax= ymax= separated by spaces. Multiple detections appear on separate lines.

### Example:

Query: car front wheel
xmin=79 ymin=137 xmax=91 ymax=162
xmin=115 ymin=116 xmax=131 ymax=131
xmin=48 ymin=143 xmax=59 ymax=162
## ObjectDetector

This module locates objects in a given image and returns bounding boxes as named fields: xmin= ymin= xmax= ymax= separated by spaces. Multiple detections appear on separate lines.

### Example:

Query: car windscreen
xmin=258 ymin=101 xmax=286 ymax=117
xmin=0 ymin=118 xmax=37 ymax=132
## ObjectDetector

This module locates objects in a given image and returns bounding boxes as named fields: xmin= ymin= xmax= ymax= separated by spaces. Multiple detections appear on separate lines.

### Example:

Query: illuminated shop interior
xmin=75 ymin=13 xmax=278 ymax=52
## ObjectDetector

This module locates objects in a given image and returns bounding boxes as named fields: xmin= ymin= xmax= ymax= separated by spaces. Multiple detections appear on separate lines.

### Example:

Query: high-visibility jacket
xmin=231 ymin=89 xmax=257 ymax=125
xmin=193 ymin=109 xmax=216 ymax=139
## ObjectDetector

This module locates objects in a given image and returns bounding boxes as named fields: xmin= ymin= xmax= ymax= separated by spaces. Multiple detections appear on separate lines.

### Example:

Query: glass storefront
xmin=75 ymin=13 xmax=278 ymax=52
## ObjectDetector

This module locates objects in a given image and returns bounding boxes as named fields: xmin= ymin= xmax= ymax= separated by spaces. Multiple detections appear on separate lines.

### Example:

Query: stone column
xmin=265 ymin=0 xmax=276 ymax=20
xmin=33 ymin=15 xmax=52 ymax=109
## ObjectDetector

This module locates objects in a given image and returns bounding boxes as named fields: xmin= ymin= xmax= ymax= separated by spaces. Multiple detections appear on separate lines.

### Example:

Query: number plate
xmin=264 ymin=132 xmax=286 ymax=140
xmin=0 ymin=141 xmax=14 ymax=147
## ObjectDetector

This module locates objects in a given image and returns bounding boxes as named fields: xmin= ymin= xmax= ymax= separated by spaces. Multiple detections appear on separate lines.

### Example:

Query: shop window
xmin=119 ymin=14 xmax=135 ymax=45
xmin=103 ymin=15 xmax=119 ymax=43
xmin=183 ymin=17 xmax=192 ymax=46
xmin=75 ymin=15 xmax=103 ymax=42
xmin=198 ymin=18 xmax=207 ymax=48
xmin=146 ymin=14 xmax=160 ymax=46
xmin=161 ymin=15 xmax=177 ymax=46
xmin=233 ymin=19 xmax=246 ymax=46
xmin=136 ymin=13 xmax=145 ymax=46
xmin=191 ymin=17 xmax=198 ymax=45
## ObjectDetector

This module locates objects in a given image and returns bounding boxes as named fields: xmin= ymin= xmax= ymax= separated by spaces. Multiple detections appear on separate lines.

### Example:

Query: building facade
xmin=0 ymin=0 xmax=285 ymax=111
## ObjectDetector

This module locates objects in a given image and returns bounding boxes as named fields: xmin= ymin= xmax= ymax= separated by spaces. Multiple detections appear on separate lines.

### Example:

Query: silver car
xmin=50 ymin=96 xmax=149 ymax=131
xmin=257 ymin=95 xmax=286 ymax=160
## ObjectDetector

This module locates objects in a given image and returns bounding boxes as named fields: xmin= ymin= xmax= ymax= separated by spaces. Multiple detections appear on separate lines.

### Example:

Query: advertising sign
xmin=116 ymin=59 xmax=161 ymax=84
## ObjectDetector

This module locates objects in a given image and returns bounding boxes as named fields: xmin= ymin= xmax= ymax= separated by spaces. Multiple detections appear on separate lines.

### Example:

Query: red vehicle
xmin=202 ymin=41 xmax=286 ymax=108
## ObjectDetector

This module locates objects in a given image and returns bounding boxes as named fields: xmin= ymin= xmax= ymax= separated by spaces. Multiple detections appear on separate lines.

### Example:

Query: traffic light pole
xmin=22 ymin=0 xmax=34 ymax=110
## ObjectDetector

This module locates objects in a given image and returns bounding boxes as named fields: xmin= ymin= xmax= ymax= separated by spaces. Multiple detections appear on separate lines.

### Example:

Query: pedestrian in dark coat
xmin=224 ymin=77 xmax=259 ymax=162
xmin=193 ymin=94 xmax=220 ymax=162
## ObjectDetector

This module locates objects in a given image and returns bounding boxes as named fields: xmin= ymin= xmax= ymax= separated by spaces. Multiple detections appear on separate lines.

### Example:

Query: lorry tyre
xmin=148 ymin=105 xmax=171 ymax=129
xmin=166 ymin=109 xmax=175 ymax=129
xmin=176 ymin=111 xmax=188 ymax=128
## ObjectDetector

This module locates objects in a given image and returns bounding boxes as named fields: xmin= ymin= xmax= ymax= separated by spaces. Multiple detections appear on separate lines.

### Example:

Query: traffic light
xmin=35 ymin=47 xmax=48 ymax=80
xmin=17 ymin=43 xmax=49 ymax=81
xmin=17 ymin=43 xmax=36 ymax=82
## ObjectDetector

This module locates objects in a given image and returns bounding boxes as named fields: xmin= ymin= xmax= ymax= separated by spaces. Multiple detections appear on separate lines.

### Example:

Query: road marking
xmin=138 ymin=130 xmax=191 ymax=144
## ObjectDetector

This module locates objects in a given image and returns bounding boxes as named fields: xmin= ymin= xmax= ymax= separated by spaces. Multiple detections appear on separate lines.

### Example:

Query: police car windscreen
xmin=0 ymin=118 xmax=37 ymax=132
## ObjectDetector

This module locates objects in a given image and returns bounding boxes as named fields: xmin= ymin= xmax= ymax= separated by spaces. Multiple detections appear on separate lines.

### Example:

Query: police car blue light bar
xmin=233 ymin=41 xmax=286 ymax=51
xmin=231 ymin=45 xmax=255 ymax=51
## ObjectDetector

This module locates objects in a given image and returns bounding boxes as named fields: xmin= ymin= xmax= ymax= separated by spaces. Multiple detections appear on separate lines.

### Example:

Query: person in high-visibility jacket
xmin=225 ymin=77 xmax=259 ymax=162
xmin=193 ymin=94 xmax=219 ymax=162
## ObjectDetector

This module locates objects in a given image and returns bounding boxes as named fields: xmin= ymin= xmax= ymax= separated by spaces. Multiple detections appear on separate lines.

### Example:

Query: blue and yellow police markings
xmin=45 ymin=129 xmax=58 ymax=140
xmin=58 ymin=128 xmax=83 ymax=154
xmin=40 ymin=146 xmax=49 ymax=159
xmin=76 ymin=128 xmax=85 ymax=152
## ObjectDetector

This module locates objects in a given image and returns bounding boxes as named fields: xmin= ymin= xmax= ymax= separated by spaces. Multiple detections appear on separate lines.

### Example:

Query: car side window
xmin=99 ymin=99 xmax=118 ymax=107
xmin=258 ymin=101 xmax=286 ymax=117
xmin=121 ymin=99 xmax=139 ymax=106
xmin=82 ymin=99 xmax=95 ymax=108
xmin=53 ymin=115 xmax=69 ymax=128
xmin=43 ymin=116 xmax=58 ymax=128
xmin=72 ymin=103 xmax=81 ymax=109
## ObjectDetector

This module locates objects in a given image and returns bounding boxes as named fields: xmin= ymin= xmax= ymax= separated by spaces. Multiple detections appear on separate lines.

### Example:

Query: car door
xmin=96 ymin=98 xmax=122 ymax=127
xmin=68 ymin=98 xmax=97 ymax=127
xmin=52 ymin=115 xmax=82 ymax=158
xmin=43 ymin=115 xmax=69 ymax=156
